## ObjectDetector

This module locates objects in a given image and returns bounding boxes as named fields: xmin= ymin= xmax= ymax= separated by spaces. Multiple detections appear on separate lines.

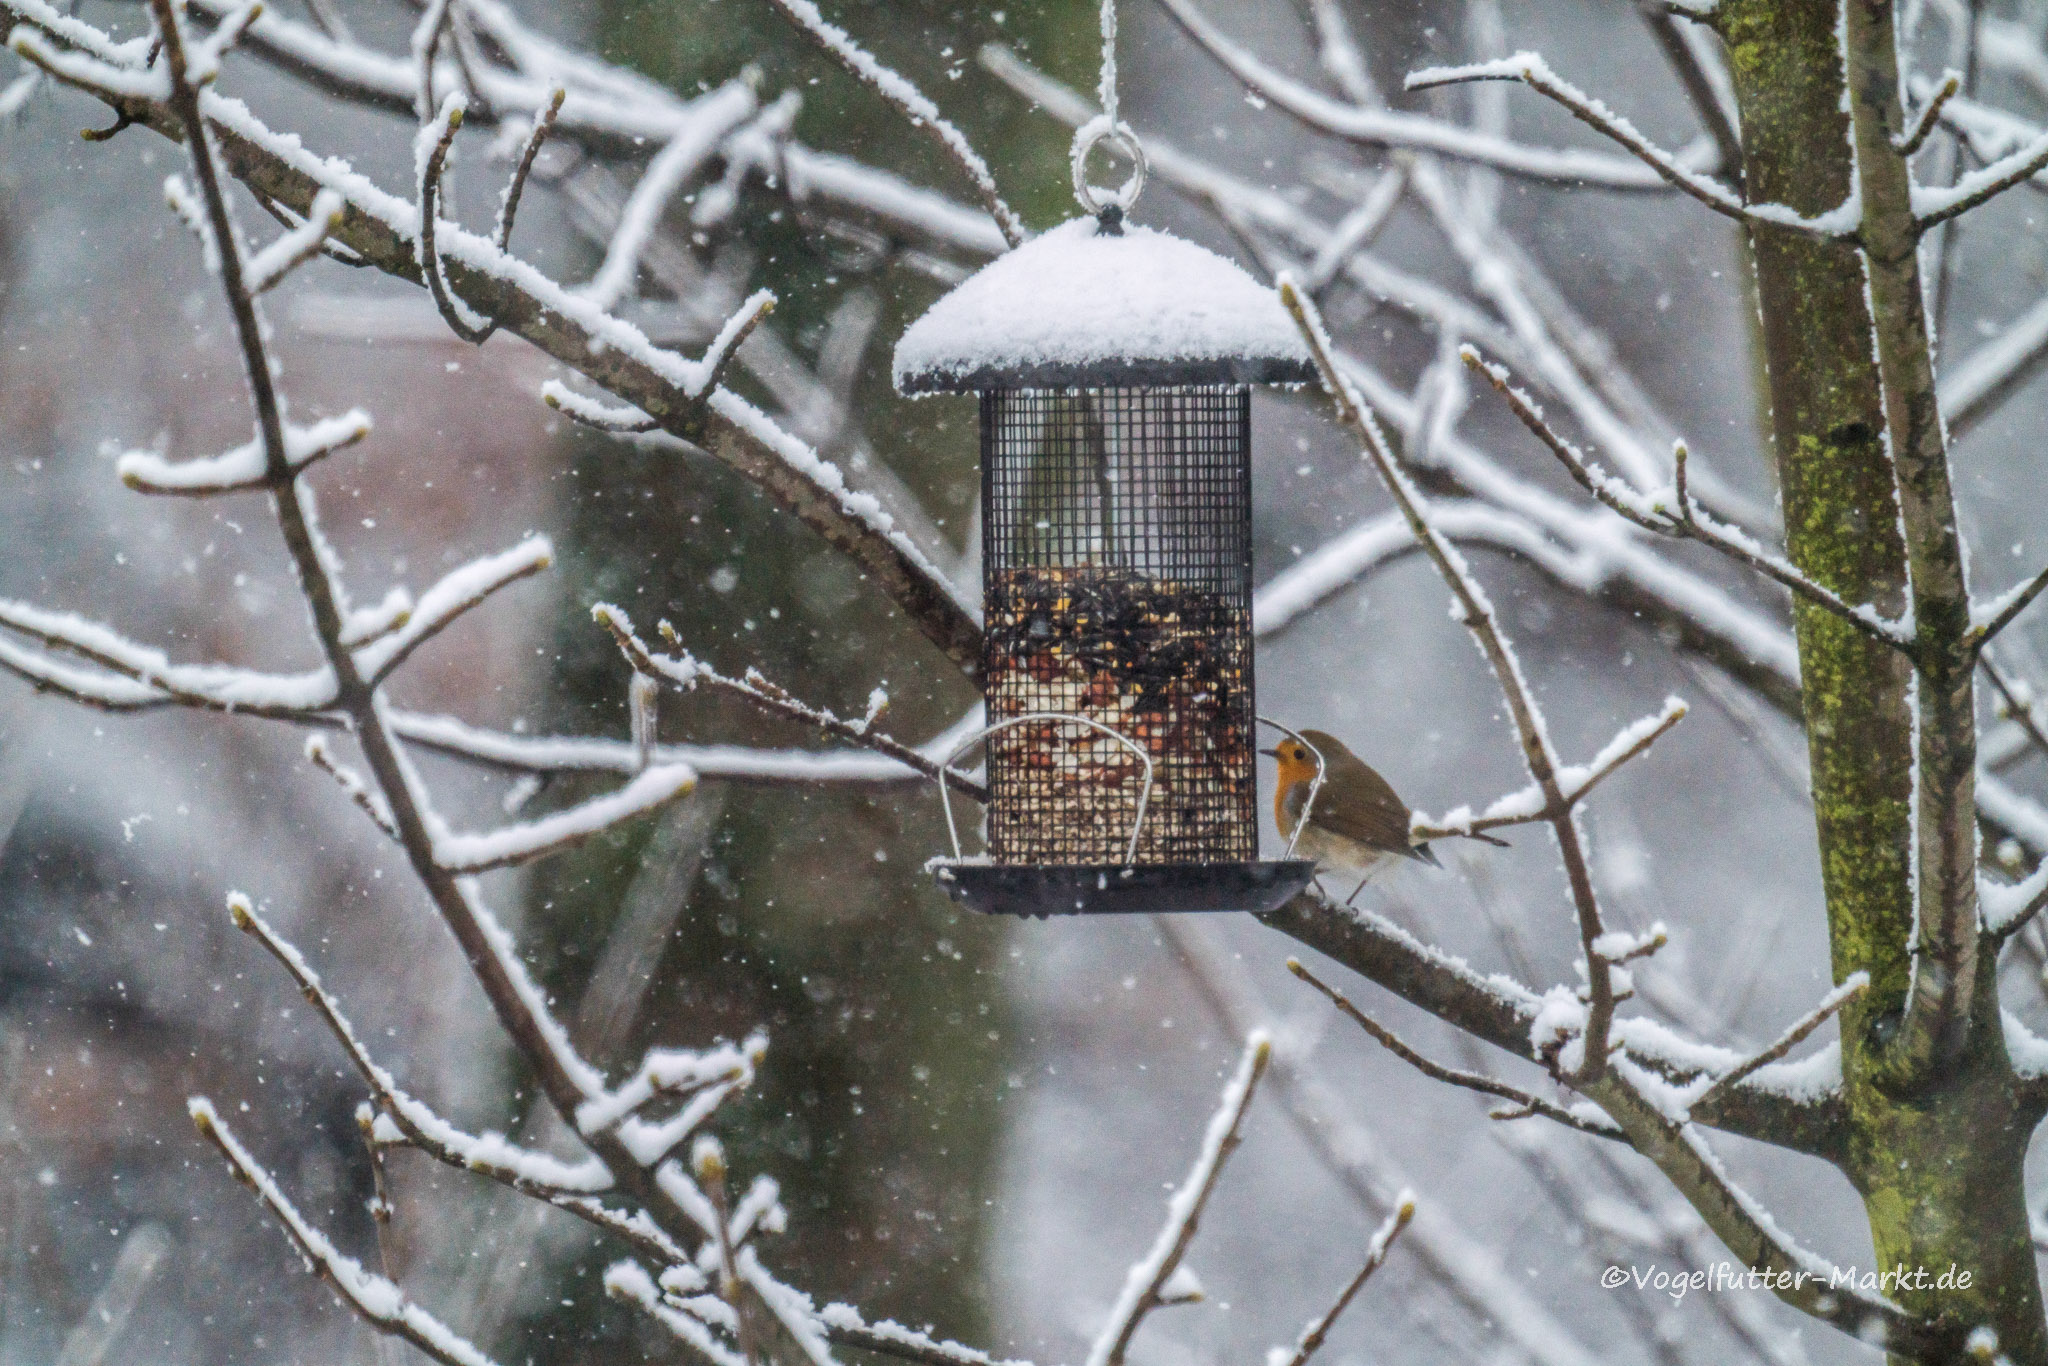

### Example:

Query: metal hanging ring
xmin=1071 ymin=116 xmax=1148 ymax=217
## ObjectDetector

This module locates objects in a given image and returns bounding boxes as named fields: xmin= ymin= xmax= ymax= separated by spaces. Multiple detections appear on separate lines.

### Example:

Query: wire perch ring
xmin=933 ymin=711 xmax=1156 ymax=867
xmin=1257 ymin=715 xmax=1326 ymax=861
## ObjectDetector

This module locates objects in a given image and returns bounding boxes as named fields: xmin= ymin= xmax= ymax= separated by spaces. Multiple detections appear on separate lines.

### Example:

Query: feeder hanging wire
xmin=1071 ymin=0 xmax=1148 ymax=215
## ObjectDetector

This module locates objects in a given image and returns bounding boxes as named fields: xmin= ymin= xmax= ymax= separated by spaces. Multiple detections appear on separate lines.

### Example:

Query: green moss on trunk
xmin=1714 ymin=1 xmax=2045 ymax=1357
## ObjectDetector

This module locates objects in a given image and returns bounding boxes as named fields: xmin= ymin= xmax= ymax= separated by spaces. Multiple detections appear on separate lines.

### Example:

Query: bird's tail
xmin=1409 ymin=842 xmax=1442 ymax=868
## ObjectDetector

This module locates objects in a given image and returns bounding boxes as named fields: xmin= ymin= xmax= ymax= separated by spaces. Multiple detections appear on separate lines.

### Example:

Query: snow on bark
xmin=189 ymin=1098 xmax=511 ymax=1366
xmin=117 ymin=409 xmax=371 ymax=494
xmin=430 ymin=761 xmax=697 ymax=872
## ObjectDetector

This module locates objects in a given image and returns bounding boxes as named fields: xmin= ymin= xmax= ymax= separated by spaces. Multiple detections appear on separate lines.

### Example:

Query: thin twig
xmin=1633 ymin=0 xmax=1742 ymax=186
xmin=1287 ymin=960 xmax=1623 ymax=1140
xmin=1898 ymin=70 xmax=1961 ymax=156
xmin=417 ymin=95 xmax=496 ymax=344
xmin=494 ymin=82 xmax=564 ymax=252
xmin=1087 ymin=1033 xmax=1270 ymax=1366
xmin=1968 ymin=559 xmax=2048 ymax=652
xmin=696 ymin=1141 xmax=761 ymax=1366
xmin=594 ymin=604 xmax=990 ymax=803
xmin=1690 ymin=974 xmax=1869 ymax=1116
xmin=1464 ymin=346 xmax=1915 ymax=654
xmin=1412 ymin=700 xmax=1687 ymax=843
xmin=1405 ymin=54 xmax=1847 ymax=239
xmin=1983 ymin=652 xmax=2048 ymax=767
xmin=762 ymin=0 xmax=1024 ymax=248
xmin=1270 ymin=1198 xmax=1416 ymax=1366
xmin=306 ymin=736 xmax=400 ymax=840
xmin=191 ymin=1100 xmax=512 ymax=1366
xmin=1916 ymin=123 xmax=2048 ymax=229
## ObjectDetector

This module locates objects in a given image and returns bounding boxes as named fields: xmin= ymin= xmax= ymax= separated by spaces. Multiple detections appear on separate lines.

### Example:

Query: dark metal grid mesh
xmin=981 ymin=387 xmax=1257 ymax=866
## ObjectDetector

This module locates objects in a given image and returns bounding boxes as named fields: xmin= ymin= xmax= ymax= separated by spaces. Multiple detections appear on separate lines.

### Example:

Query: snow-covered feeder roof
xmin=894 ymin=216 xmax=1316 ymax=393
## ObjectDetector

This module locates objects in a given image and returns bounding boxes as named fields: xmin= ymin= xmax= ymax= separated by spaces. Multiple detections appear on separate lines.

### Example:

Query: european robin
xmin=1262 ymin=730 xmax=1444 ymax=902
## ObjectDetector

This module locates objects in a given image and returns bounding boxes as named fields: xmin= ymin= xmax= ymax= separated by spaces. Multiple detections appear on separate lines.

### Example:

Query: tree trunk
xmin=1712 ymin=1 xmax=2045 ymax=1357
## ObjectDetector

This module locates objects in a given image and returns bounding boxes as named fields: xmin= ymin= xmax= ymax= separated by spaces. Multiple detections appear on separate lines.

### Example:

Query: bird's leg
xmin=1345 ymin=874 xmax=1371 ymax=906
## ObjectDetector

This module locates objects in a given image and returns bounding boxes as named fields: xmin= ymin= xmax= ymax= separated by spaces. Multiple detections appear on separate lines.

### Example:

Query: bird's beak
xmin=1258 ymin=747 xmax=1279 ymax=758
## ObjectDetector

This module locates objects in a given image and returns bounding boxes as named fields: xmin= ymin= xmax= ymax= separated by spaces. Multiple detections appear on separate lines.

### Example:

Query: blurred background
xmin=4 ymin=2 xmax=2048 ymax=1365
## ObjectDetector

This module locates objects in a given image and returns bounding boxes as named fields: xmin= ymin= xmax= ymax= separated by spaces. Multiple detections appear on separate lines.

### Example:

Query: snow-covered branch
xmin=542 ymin=380 xmax=660 ymax=434
xmin=1914 ymin=121 xmax=2048 ymax=228
xmin=1268 ymin=1198 xmax=1415 ymax=1366
xmin=579 ymin=86 xmax=759 ymax=310
xmin=117 ymin=409 xmax=372 ymax=499
xmin=491 ymin=82 xmax=562 ymax=252
xmin=1464 ymin=346 xmax=1915 ymax=652
xmin=416 ymin=94 xmax=495 ymax=343
xmin=1087 ymin=1032 xmax=1270 ymax=1366
xmin=1281 ymin=277 xmax=1624 ymax=1088
xmin=353 ymin=536 xmax=555 ymax=683
xmin=1152 ymin=0 xmax=1691 ymax=190
xmin=810 ymin=1309 xmax=1031 ymax=1366
xmin=387 ymin=706 xmax=985 ymax=787
xmin=1895 ymin=69 xmax=1960 ymax=157
xmin=1287 ymin=959 xmax=1623 ymax=1138
xmin=1685 ymin=974 xmax=1869 ymax=1117
xmin=0 ymin=598 xmax=338 ymax=717
xmin=245 ymin=185 xmax=346 ymax=292
xmin=188 ymin=1099 xmax=508 ymax=1366
xmin=1983 ymin=856 xmax=2048 ymax=941
xmin=430 ymin=761 xmax=698 ymax=873
xmin=117 ymin=409 xmax=372 ymax=496
xmin=1405 ymin=53 xmax=1851 ymax=238
xmin=1582 ymin=1061 xmax=1949 ymax=1357
xmin=593 ymin=604 xmax=991 ymax=803
xmin=1967 ymin=560 xmax=2048 ymax=653
xmin=227 ymin=893 xmax=616 ymax=1196
xmin=1412 ymin=698 xmax=1688 ymax=843
xmin=762 ymin=0 xmax=1023 ymax=248
xmin=305 ymin=735 xmax=400 ymax=840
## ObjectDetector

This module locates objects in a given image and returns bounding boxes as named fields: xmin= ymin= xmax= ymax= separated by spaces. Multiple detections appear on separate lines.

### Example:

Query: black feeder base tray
xmin=931 ymin=860 xmax=1318 ymax=918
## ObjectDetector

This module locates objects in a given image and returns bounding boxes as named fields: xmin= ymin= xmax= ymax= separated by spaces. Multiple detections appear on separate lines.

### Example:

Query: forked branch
xmin=1287 ymin=960 xmax=1622 ymax=1139
xmin=1463 ymin=347 xmax=1914 ymax=654
xmin=593 ymin=603 xmax=991 ymax=803
xmin=1280 ymin=277 xmax=1622 ymax=1088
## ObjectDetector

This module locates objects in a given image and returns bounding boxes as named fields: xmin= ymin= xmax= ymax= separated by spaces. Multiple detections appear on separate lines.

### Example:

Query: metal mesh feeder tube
xmin=896 ymin=212 xmax=1316 ymax=915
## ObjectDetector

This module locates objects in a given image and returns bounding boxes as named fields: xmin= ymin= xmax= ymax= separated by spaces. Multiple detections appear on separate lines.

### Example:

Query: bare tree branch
xmin=1281 ymin=277 xmax=1622 ymax=1088
xmin=762 ymin=0 xmax=1023 ymax=248
xmin=1287 ymin=959 xmax=1623 ymax=1139
xmin=1269 ymin=1198 xmax=1415 ymax=1366
xmin=1689 ymin=974 xmax=1869 ymax=1115
xmin=1088 ymin=1033 xmax=1270 ymax=1366
xmin=191 ymin=1099 xmax=534 ymax=1366
xmin=1463 ymin=346 xmax=1914 ymax=652
xmin=593 ymin=604 xmax=990 ymax=803
xmin=1404 ymin=53 xmax=1850 ymax=237
xmin=1151 ymin=0 xmax=1685 ymax=190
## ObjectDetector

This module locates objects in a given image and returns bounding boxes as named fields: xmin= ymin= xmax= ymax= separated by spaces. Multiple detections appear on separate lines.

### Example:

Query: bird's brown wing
xmin=1311 ymin=750 xmax=1417 ymax=855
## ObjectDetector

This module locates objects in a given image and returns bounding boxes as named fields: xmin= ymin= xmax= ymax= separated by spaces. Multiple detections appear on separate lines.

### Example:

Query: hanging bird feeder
xmin=895 ymin=118 xmax=1318 ymax=917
